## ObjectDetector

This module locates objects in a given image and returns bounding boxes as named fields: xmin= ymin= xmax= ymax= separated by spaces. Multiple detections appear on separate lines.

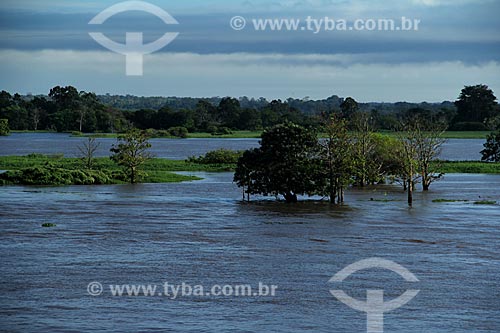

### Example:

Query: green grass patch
xmin=436 ymin=161 xmax=500 ymax=174
xmin=439 ymin=131 xmax=491 ymax=139
xmin=473 ymin=200 xmax=496 ymax=205
xmin=376 ymin=131 xmax=490 ymax=139
xmin=368 ymin=198 xmax=402 ymax=202
xmin=191 ymin=130 xmax=490 ymax=139
xmin=432 ymin=199 xmax=469 ymax=203
xmin=0 ymin=154 xmax=229 ymax=186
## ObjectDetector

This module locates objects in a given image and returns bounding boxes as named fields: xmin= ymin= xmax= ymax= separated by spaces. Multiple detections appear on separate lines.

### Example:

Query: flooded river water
xmin=0 ymin=135 xmax=499 ymax=332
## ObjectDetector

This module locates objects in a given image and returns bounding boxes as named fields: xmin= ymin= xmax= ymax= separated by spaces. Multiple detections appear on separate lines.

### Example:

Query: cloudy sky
xmin=0 ymin=0 xmax=499 ymax=101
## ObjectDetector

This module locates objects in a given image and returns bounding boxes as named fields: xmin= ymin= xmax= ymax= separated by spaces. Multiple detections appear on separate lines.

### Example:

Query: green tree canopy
xmin=340 ymin=97 xmax=359 ymax=120
xmin=110 ymin=129 xmax=153 ymax=183
xmin=454 ymin=85 xmax=498 ymax=124
xmin=234 ymin=122 xmax=321 ymax=203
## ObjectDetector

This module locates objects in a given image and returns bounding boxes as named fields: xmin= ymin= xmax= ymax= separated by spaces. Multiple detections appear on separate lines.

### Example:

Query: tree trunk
xmin=422 ymin=181 xmax=430 ymax=191
xmin=422 ymin=166 xmax=430 ymax=191
xmin=130 ymin=167 xmax=136 ymax=184
xmin=407 ymin=179 xmax=413 ymax=207
xmin=329 ymin=169 xmax=336 ymax=204
xmin=79 ymin=114 xmax=84 ymax=132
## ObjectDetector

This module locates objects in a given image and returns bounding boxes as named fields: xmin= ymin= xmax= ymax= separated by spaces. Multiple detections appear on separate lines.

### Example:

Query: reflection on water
xmin=0 ymin=173 xmax=499 ymax=332
xmin=0 ymin=133 xmax=486 ymax=160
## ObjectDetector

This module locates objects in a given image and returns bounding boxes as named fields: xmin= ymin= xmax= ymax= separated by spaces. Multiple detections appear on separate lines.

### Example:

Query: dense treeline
xmin=1 ymin=85 xmax=498 ymax=134
xmin=0 ymin=87 xmax=129 ymax=133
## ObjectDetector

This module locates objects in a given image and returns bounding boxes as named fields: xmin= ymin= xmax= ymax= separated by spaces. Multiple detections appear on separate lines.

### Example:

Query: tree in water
xmin=351 ymin=112 xmax=380 ymax=187
xmin=110 ymin=129 xmax=153 ymax=184
xmin=395 ymin=123 xmax=421 ymax=207
xmin=78 ymin=137 xmax=100 ymax=170
xmin=319 ymin=114 xmax=354 ymax=204
xmin=234 ymin=122 xmax=321 ymax=203
xmin=414 ymin=122 xmax=447 ymax=191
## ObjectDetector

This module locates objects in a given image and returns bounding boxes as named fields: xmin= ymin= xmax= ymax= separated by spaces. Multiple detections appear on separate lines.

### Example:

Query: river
xmin=0 ymin=135 xmax=499 ymax=332
xmin=0 ymin=133 xmax=487 ymax=161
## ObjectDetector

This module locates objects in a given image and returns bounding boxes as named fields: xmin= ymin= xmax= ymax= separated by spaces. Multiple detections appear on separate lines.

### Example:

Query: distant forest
xmin=0 ymin=85 xmax=498 ymax=134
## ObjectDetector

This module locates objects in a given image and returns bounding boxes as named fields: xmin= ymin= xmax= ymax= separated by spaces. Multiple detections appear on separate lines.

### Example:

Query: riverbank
xmin=11 ymin=130 xmax=489 ymax=140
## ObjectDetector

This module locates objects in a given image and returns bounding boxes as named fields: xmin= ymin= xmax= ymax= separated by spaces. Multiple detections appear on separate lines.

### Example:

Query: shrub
xmin=168 ymin=126 xmax=189 ymax=138
xmin=188 ymin=149 xmax=243 ymax=165
xmin=0 ymin=119 xmax=9 ymax=136
xmin=481 ymin=130 xmax=500 ymax=162
xmin=155 ymin=130 xmax=171 ymax=138
xmin=207 ymin=126 xmax=233 ymax=136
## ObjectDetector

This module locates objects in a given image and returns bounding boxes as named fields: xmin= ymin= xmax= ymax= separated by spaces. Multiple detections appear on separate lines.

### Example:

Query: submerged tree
xmin=234 ymin=122 xmax=321 ymax=203
xmin=481 ymin=130 xmax=500 ymax=162
xmin=110 ymin=129 xmax=153 ymax=184
xmin=415 ymin=122 xmax=447 ymax=191
xmin=396 ymin=118 xmax=446 ymax=206
xmin=78 ymin=137 xmax=100 ymax=170
xmin=319 ymin=115 xmax=353 ymax=204
xmin=351 ymin=112 xmax=381 ymax=186
xmin=396 ymin=124 xmax=421 ymax=207
xmin=233 ymin=148 xmax=265 ymax=202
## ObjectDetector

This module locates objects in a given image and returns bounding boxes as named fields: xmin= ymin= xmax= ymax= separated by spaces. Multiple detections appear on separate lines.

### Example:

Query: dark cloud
xmin=0 ymin=9 xmax=499 ymax=65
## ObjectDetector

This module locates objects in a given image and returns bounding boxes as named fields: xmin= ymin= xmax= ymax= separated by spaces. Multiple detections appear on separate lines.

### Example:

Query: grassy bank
xmin=436 ymin=161 xmax=500 ymax=174
xmin=376 ymin=131 xmax=490 ymax=139
xmin=188 ymin=130 xmax=490 ymax=139
xmin=0 ymin=155 xmax=235 ymax=186
xmin=12 ymin=130 xmax=490 ymax=139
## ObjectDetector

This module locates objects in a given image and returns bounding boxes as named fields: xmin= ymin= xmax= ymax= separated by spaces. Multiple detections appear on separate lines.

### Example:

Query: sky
xmin=0 ymin=0 xmax=499 ymax=102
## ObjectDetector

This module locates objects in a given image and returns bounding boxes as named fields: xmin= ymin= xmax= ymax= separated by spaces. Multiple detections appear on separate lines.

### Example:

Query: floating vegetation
xmin=404 ymin=239 xmax=437 ymax=245
xmin=309 ymin=238 xmax=329 ymax=243
xmin=369 ymin=198 xmax=402 ymax=202
xmin=41 ymin=223 xmax=56 ymax=228
xmin=432 ymin=199 xmax=469 ymax=203
xmin=473 ymin=200 xmax=497 ymax=205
